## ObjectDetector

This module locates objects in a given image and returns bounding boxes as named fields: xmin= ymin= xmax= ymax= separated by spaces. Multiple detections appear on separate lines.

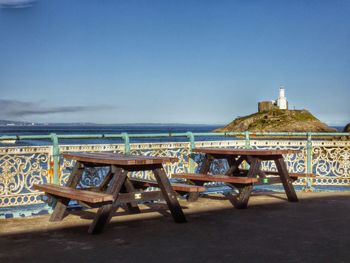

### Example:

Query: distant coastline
xmin=0 ymin=120 xmax=223 ymax=127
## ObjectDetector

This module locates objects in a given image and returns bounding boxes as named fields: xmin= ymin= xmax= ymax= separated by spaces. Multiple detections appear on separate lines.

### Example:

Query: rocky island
xmin=215 ymin=109 xmax=336 ymax=132
xmin=215 ymin=87 xmax=336 ymax=133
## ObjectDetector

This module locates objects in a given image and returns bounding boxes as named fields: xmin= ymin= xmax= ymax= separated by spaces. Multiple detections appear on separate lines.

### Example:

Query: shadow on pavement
xmin=1 ymin=192 xmax=350 ymax=263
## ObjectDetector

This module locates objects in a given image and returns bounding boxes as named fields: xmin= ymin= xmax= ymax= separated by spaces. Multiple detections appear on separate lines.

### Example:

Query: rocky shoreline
xmin=215 ymin=109 xmax=337 ymax=133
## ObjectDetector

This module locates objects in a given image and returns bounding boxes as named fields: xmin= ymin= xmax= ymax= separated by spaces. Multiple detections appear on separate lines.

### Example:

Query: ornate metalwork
xmin=129 ymin=142 xmax=191 ymax=181
xmin=249 ymin=140 xmax=306 ymax=173
xmin=1 ymin=139 xmax=349 ymax=214
xmin=312 ymin=141 xmax=350 ymax=185
xmin=0 ymin=146 xmax=50 ymax=208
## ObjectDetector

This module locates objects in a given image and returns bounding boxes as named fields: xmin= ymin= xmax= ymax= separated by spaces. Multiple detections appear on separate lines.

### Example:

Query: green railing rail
xmin=1 ymin=131 xmax=348 ymax=142
xmin=1 ymin=131 xmax=349 ymax=183
xmin=1 ymin=131 xmax=349 ymax=142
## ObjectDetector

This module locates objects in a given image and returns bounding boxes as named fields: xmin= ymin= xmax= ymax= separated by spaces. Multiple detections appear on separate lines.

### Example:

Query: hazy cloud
xmin=0 ymin=99 xmax=114 ymax=119
xmin=0 ymin=0 xmax=36 ymax=8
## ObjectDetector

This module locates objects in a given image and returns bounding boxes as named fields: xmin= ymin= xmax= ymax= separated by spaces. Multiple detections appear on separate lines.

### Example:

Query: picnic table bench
xmin=129 ymin=177 xmax=206 ymax=197
xmin=34 ymin=152 xmax=188 ymax=234
xmin=173 ymin=148 xmax=314 ymax=208
xmin=34 ymin=184 xmax=114 ymax=205
xmin=173 ymin=171 xmax=313 ymax=186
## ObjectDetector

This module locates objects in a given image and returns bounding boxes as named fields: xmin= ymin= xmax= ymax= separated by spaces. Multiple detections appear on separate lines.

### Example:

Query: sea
xmin=0 ymin=124 xmax=345 ymax=146
xmin=0 ymin=124 xmax=224 ymax=146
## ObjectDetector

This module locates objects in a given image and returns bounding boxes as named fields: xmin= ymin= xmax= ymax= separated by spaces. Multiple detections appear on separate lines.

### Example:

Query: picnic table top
xmin=192 ymin=148 xmax=299 ymax=156
xmin=62 ymin=152 xmax=178 ymax=165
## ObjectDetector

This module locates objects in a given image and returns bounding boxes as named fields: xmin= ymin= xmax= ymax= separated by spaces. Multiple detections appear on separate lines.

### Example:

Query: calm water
xmin=0 ymin=124 xmax=345 ymax=146
xmin=0 ymin=124 xmax=223 ymax=145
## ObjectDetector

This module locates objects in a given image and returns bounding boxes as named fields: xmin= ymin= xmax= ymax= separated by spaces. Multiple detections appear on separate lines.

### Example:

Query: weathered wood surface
xmin=36 ymin=153 xmax=187 ymax=234
xmin=172 ymin=173 xmax=258 ymax=184
xmin=172 ymin=173 xmax=313 ymax=187
xmin=153 ymin=166 xmax=187 ymax=223
xmin=88 ymin=166 xmax=128 ymax=234
xmin=62 ymin=152 xmax=178 ymax=166
xmin=233 ymin=158 xmax=260 ymax=209
xmin=34 ymin=184 xmax=114 ymax=204
xmin=129 ymin=177 xmax=206 ymax=193
xmin=122 ymin=177 xmax=141 ymax=214
xmin=193 ymin=148 xmax=299 ymax=156
xmin=178 ymin=148 xmax=300 ymax=208
xmin=274 ymin=157 xmax=298 ymax=202
xmin=49 ymin=162 xmax=85 ymax=222
xmin=237 ymin=169 xmax=315 ymax=178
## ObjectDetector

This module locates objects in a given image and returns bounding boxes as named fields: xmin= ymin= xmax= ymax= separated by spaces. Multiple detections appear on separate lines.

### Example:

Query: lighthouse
xmin=276 ymin=86 xmax=288 ymax=110
xmin=257 ymin=87 xmax=289 ymax=112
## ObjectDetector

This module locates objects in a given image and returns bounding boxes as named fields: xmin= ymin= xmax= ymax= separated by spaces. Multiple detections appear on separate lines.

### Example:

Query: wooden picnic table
xmin=173 ymin=148 xmax=304 ymax=209
xmin=34 ymin=152 xmax=186 ymax=234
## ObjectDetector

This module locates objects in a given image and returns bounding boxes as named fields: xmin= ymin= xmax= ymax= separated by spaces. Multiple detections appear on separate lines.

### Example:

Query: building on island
xmin=258 ymin=86 xmax=289 ymax=113
xmin=276 ymin=87 xmax=288 ymax=110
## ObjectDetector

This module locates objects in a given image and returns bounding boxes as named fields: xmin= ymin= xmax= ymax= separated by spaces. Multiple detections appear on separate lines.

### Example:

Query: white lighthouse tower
xmin=276 ymin=86 xmax=288 ymax=110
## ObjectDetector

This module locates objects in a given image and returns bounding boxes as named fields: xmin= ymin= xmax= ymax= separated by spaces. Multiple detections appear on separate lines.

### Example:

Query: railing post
xmin=50 ymin=133 xmax=60 ymax=185
xmin=243 ymin=131 xmax=251 ymax=170
xmin=244 ymin=131 xmax=251 ymax=149
xmin=121 ymin=132 xmax=130 ymax=154
xmin=187 ymin=131 xmax=195 ymax=149
xmin=186 ymin=132 xmax=195 ymax=173
xmin=304 ymin=132 xmax=314 ymax=191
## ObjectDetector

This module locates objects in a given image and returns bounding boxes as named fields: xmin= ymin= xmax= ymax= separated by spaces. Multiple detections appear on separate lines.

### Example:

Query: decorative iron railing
xmin=0 ymin=131 xmax=349 ymax=218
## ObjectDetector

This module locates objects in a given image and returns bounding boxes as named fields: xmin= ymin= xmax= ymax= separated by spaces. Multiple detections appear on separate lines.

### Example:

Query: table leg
xmin=99 ymin=167 xmax=140 ymax=213
xmin=198 ymin=154 xmax=213 ymax=174
xmin=153 ymin=166 xmax=187 ymax=223
xmin=50 ymin=161 xmax=84 ymax=221
xmin=274 ymin=156 xmax=298 ymax=202
xmin=232 ymin=158 xmax=260 ymax=209
xmin=49 ymin=197 xmax=71 ymax=222
xmin=122 ymin=177 xmax=141 ymax=214
xmin=225 ymin=156 xmax=245 ymax=175
xmin=98 ymin=169 xmax=113 ymax=192
xmin=88 ymin=166 xmax=128 ymax=234
xmin=187 ymin=154 xmax=214 ymax=201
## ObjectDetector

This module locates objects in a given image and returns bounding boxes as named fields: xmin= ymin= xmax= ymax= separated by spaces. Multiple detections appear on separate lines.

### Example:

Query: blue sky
xmin=0 ymin=0 xmax=349 ymax=125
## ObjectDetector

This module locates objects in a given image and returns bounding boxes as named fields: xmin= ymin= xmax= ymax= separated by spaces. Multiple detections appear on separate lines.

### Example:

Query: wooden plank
xmin=238 ymin=169 xmax=315 ymax=178
xmin=231 ymin=157 xmax=259 ymax=209
xmin=62 ymin=152 xmax=178 ymax=166
xmin=255 ymin=177 xmax=284 ymax=185
xmin=274 ymin=157 xmax=298 ymax=202
xmin=66 ymin=161 xmax=85 ymax=187
xmin=128 ymin=178 xmax=206 ymax=192
xmin=170 ymin=183 xmax=206 ymax=193
xmin=88 ymin=166 xmax=128 ymax=234
xmin=225 ymin=156 xmax=245 ymax=175
xmin=289 ymin=173 xmax=315 ymax=178
xmin=255 ymin=175 xmax=310 ymax=185
xmin=49 ymin=161 xmax=85 ymax=221
xmin=116 ymin=191 xmax=163 ymax=203
xmin=34 ymin=184 xmax=114 ymax=204
xmin=153 ymin=166 xmax=187 ymax=223
xmin=172 ymin=173 xmax=258 ymax=184
xmin=193 ymin=148 xmax=299 ymax=156
xmin=98 ymin=169 xmax=114 ymax=191
xmin=198 ymin=154 xmax=214 ymax=174
xmin=122 ymin=177 xmax=141 ymax=214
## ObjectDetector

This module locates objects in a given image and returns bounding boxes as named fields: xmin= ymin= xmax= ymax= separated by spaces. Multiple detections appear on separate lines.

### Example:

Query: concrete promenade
xmin=1 ymin=192 xmax=350 ymax=263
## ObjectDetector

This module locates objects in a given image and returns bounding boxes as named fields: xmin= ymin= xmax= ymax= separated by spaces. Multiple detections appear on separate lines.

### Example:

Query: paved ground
xmin=1 ymin=192 xmax=350 ymax=263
